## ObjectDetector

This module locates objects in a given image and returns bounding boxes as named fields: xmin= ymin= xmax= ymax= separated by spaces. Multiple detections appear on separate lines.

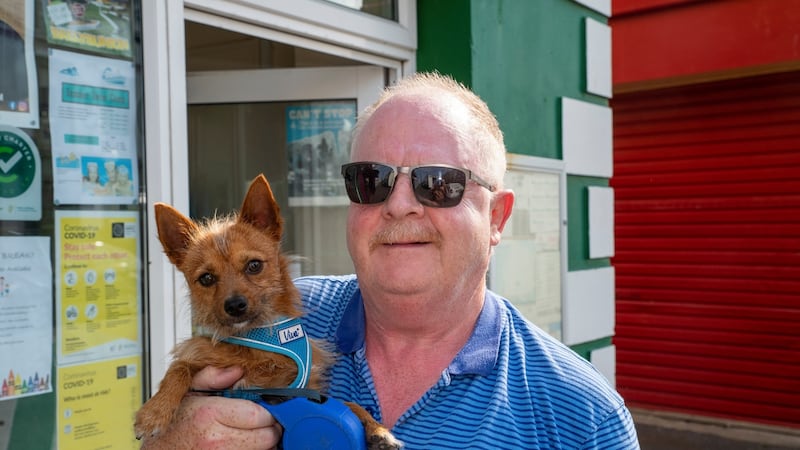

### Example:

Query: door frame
xmin=187 ymin=66 xmax=385 ymax=105
xmin=143 ymin=0 xmax=413 ymax=390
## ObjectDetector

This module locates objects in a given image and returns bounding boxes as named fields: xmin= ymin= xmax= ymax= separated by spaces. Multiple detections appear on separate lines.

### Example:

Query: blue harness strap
xmin=222 ymin=317 xmax=312 ymax=388
xmin=195 ymin=318 xmax=371 ymax=450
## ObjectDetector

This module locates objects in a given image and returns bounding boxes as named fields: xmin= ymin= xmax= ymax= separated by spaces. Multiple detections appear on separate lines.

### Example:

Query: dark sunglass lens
xmin=343 ymin=164 xmax=393 ymax=204
xmin=412 ymin=167 xmax=467 ymax=207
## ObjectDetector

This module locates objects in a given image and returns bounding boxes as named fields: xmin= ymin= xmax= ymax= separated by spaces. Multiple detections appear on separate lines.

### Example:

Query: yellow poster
xmin=55 ymin=210 xmax=141 ymax=365
xmin=57 ymin=355 xmax=142 ymax=450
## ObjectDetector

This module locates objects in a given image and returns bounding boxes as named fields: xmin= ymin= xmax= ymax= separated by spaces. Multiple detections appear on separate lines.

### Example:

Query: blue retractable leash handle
xmin=196 ymin=388 xmax=367 ymax=450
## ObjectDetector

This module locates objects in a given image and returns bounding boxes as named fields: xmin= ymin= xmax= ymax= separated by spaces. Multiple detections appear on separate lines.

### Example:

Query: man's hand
xmin=140 ymin=366 xmax=281 ymax=450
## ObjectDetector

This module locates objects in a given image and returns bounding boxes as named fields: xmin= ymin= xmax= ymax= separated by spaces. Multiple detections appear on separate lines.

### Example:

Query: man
xmin=144 ymin=72 xmax=639 ymax=449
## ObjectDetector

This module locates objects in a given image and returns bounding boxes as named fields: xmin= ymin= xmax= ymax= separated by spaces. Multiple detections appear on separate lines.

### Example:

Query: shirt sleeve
xmin=581 ymin=403 xmax=641 ymax=450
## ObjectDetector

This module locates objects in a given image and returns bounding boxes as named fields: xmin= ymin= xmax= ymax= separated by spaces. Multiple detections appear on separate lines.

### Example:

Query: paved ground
xmin=632 ymin=409 xmax=800 ymax=450
xmin=636 ymin=422 xmax=800 ymax=450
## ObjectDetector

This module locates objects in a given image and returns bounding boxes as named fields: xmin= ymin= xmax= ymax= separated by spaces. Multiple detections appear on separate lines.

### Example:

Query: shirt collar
xmin=334 ymin=288 xmax=501 ymax=376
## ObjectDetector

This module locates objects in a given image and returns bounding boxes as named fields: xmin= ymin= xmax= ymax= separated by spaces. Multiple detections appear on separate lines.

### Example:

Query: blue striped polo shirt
xmin=296 ymin=275 xmax=639 ymax=449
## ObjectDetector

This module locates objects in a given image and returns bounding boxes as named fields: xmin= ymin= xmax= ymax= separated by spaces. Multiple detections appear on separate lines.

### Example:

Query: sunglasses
xmin=341 ymin=162 xmax=495 ymax=208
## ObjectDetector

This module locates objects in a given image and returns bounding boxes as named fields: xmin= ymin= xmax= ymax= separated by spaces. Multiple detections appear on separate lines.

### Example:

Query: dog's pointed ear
xmin=239 ymin=174 xmax=283 ymax=240
xmin=154 ymin=203 xmax=199 ymax=266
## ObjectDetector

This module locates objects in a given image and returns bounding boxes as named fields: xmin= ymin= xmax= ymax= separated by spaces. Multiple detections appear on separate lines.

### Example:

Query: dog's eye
xmin=245 ymin=260 xmax=263 ymax=275
xmin=198 ymin=273 xmax=216 ymax=287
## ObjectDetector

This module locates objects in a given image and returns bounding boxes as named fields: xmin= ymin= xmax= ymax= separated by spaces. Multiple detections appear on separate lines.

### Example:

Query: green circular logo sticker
xmin=0 ymin=129 xmax=37 ymax=198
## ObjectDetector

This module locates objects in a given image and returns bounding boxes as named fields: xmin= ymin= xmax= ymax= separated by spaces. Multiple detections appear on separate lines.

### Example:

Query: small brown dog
xmin=135 ymin=174 xmax=400 ymax=449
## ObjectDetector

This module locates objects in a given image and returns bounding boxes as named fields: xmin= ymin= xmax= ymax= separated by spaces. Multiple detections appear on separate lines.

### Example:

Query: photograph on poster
xmin=81 ymin=157 xmax=134 ymax=197
xmin=49 ymin=49 xmax=138 ymax=205
xmin=0 ymin=236 xmax=53 ymax=402
xmin=286 ymin=102 xmax=355 ymax=207
xmin=42 ymin=0 xmax=133 ymax=58
xmin=0 ymin=0 xmax=40 ymax=128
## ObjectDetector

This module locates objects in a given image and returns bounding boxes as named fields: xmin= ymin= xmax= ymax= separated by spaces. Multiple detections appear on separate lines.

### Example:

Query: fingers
xmin=191 ymin=366 xmax=244 ymax=390
xmin=211 ymin=396 xmax=277 ymax=430
xmin=142 ymin=366 xmax=283 ymax=449
xmin=190 ymin=397 xmax=281 ymax=449
xmin=141 ymin=395 xmax=281 ymax=450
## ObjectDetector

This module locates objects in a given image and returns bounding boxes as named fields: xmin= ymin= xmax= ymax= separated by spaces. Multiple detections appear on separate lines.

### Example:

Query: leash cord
xmin=190 ymin=387 xmax=324 ymax=403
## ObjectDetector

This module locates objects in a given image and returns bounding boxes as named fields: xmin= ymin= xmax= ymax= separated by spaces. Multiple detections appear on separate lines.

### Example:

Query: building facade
xmin=0 ymin=1 xmax=617 ymax=448
xmin=611 ymin=0 xmax=800 ymax=433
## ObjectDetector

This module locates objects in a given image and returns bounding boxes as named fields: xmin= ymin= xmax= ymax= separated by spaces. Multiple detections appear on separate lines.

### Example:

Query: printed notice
xmin=49 ymin=49 xmax=138 ymax=206
xmin=42 ymin=0 xmax=133 ymax=58
xmin=286 ymin=101 xmax=355 ymax=207
xmin=55 ymin=210 xmax=141 ymax=366
xmin=57 ymin=355 xmax=141 ymax=450
xmin=0 ymin=0 xmax=40 ymax=128
xmin=0 ymin=236 xmax=53 ymax=401
xmin=0 ymin=125 xmax=43 ymax=221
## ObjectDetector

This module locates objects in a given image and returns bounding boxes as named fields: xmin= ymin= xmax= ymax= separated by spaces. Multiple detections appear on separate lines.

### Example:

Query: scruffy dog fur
xmin=135 ymin=174 xmax=400 ymax=448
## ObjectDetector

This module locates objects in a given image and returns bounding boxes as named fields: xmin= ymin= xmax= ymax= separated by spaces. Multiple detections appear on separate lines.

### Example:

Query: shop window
xmin=0 ymin=1 xmax=146 ymax=448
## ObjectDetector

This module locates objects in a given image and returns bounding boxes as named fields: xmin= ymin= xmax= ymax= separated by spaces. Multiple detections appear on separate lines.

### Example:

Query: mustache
xmin=369 ymin=222 xmax=441 ymax=249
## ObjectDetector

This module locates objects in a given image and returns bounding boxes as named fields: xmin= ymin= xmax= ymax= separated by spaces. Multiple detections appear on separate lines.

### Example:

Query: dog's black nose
xmin=224 ymin=296 xmax=248 ymax=317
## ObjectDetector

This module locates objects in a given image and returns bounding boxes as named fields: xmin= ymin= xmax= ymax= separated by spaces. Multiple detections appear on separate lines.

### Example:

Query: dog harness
xmin=221 ymin=316 xmax=312 ymax=389
xmin=195 ymin=318 xmax=370 ymax=448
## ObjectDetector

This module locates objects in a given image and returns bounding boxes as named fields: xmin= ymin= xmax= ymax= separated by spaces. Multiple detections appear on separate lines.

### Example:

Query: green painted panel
xmin=416 ymin=0 xmax=473 ymax=86
xmin=8 ymin=393 xmax=56 ymax=449
xmin=570 ymin=336 xmax=613 ymax=360
xmin=470 ymin=0 xmax=598 ymax=159
xmin=417 ymin=0 xmax=610 ymax=160
xmin=567 ymin=175 xmax=610 ymax=271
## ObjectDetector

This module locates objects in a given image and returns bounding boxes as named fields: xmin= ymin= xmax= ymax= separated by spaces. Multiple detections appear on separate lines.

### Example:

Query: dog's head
xmin=154 ymin=174 xmax=301 ymax=338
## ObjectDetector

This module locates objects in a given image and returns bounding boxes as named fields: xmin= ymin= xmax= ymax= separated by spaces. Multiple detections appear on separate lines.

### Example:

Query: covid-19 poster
xmin=54 ymin=210 xmax=141 ymax=365
xmin=54 ymin=210 xmax=142 ymax=449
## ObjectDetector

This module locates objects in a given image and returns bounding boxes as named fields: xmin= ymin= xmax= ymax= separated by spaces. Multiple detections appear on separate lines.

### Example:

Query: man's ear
xmin=489 ymin=189 xmax=515 ymax=246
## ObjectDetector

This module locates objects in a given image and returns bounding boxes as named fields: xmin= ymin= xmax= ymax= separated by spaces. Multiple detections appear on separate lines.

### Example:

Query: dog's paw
xmin=134 ymin=402 xmax=172 ymax=440
xmin=367 ymin=428 xmax=403 ymax=450
xmin=133 ymin=419 xmax=161 ymax=440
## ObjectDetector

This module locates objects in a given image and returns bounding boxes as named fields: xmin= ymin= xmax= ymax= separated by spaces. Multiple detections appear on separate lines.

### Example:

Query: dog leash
xmin=191 ymin=387 xmax=369 ymax=450
xmin=192 ymin=387 xmax=323 ymax=403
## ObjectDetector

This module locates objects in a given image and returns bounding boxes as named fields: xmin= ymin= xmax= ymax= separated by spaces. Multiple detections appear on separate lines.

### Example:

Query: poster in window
xmin=0 ymin=236 xmax=53 ymax=401
xmin=48 ymin=49 xmax=138 ymax=205
xmin=286 ymin=102 xmax=355 ymax=207
xmin=0 ymin=125 xmax=42 ymax=220
xmin=0 ymin=0 xmax=40 ymax=129
xmin=42 ymin=0 xmax=133 ymax=59
xmin=57 ymin=355 xmax=141 ymax=450
xmin=54 ymin=210 xmax=141 ymax=367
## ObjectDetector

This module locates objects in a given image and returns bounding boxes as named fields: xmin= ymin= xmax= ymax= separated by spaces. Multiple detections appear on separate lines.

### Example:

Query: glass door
xmin=186 ymin=66 xmax=384 ymax=276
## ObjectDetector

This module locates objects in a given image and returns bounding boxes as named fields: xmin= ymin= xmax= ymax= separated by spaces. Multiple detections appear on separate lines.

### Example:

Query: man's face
xmin=346 ymin=93 xmax=495 ymax=299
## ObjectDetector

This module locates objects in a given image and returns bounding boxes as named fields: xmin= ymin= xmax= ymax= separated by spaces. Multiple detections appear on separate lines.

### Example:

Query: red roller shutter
xmin=611 ymin=71 xmax=800 ymax=429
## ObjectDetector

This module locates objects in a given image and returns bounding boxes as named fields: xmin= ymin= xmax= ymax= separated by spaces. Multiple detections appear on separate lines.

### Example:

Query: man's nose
xmin=384 ymin=173 xmax=424 ymax=213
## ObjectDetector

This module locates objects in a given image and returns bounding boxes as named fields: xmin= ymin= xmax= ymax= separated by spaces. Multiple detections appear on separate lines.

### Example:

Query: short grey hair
xmin=352 ymin=72 xmax=507 ymax=188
